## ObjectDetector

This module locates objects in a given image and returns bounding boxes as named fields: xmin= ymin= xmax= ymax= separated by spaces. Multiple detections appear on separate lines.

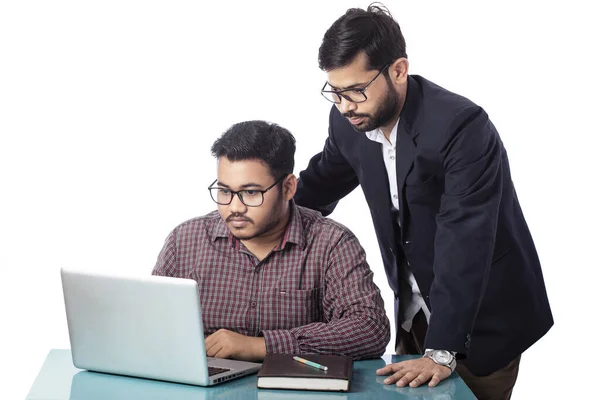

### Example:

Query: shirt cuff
xmin=261 ymin=330 xmax=300 ymax=354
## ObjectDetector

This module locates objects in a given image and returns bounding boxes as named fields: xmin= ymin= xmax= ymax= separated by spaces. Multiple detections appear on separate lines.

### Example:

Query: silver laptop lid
xmin=61 ymin=268 xmax=211 ymax=386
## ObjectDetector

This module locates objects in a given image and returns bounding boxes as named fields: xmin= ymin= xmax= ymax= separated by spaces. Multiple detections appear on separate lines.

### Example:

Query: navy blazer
xmin=295 ymin=75 xmax=553 ymax=376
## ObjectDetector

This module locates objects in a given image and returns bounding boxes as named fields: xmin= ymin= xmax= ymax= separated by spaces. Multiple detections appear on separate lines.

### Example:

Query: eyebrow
xmin=326 ymin=81 xmax=368 ymax=91
xmin=216 ymin=181 xmax=264 ymax=189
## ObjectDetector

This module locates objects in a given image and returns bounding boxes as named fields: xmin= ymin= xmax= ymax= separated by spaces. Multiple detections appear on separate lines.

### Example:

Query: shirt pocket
xmin=266 ymin=287 xmax=323 ymax=330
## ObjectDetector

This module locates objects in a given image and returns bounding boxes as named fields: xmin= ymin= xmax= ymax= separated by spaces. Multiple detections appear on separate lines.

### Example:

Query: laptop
xmin=60 ymin=267 xmax=261 ymax=386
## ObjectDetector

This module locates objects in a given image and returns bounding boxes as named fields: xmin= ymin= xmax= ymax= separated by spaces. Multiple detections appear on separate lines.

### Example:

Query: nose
xmin=229 ymin=193 xmax=247 ymax=214
xmin=337 ymin=97 xmax=357 ymax=115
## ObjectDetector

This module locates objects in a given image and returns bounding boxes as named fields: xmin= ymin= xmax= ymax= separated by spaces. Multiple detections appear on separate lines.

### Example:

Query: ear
xmin=389 ymin=58 xmax=409 ymax=85
xmin=282 ymin=174 xmax=297 ymax=201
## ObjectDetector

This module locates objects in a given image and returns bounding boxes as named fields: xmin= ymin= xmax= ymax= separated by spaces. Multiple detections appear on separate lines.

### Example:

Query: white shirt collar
xmin=365 ymin=118 xmax=400 ymax=146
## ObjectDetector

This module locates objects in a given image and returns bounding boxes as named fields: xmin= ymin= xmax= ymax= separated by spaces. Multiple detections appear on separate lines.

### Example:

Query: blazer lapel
xmin=395 ymin=76 xmax=421 ymax=238
xmin=359 ymin=136 xmax=396 ymax=250
xmin=395 ymin=126 xmax=416 ymax=238
xmin=357 ymin=76 xmax=422 ymax=244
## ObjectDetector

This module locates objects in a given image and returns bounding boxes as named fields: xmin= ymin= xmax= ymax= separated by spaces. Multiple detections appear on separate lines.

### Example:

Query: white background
xmin=1 ymin=1 xmax=598 ymax=398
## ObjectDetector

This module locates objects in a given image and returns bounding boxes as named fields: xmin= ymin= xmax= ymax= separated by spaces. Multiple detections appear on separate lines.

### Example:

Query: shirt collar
xmin=212 ymin=215 xmax=231 ymax=242
xmin=274 ymin=200 xmax=305 ymax=251
xmin=365 ymin=118 xmax=400 ymax=146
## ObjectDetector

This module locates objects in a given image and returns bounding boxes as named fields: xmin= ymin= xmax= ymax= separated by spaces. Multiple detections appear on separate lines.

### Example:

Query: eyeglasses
xmin=208 ymin=175 xmax=287 ymax=207
xmin=321 ymin=64 xmax=389 ymax=104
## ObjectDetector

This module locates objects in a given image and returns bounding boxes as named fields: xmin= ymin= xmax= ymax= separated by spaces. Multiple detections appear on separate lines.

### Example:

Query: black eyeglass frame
xmin=320 ymin=63 xmax=390 ymax=104
xmin=207 ymin=174 xmax=287 ymax=207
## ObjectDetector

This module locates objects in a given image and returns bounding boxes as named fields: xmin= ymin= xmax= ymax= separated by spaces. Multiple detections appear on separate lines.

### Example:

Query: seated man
xmin=152 ymin=120 xmax=390 ymax=361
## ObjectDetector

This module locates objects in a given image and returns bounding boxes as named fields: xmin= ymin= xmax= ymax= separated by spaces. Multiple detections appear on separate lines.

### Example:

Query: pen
xmin=293 ymin=356 xmax=328 ymax=371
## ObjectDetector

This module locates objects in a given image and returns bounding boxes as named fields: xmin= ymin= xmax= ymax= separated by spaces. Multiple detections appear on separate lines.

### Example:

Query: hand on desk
xmin=376 ymin=357 xmax=451 ymax=388
xmin=205 ymin=329 xmax=266 ymax=362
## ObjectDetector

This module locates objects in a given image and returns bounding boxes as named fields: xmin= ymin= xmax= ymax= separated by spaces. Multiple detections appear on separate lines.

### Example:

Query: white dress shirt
xmin=366 ymin=120 xmax=431 ymax=332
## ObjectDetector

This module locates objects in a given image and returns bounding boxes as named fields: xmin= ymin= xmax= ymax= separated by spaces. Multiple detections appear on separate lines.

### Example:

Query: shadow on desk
xmin=374 ymin=375 xmax=458 ymax=400
xmin=69 ymin=370 xmax=255 ymax=400
xmin=255 ymin=380 xmax=457 ymax=400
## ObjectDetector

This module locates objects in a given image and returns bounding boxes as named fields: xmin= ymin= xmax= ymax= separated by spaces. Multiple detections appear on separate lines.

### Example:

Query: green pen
xmin=293 ymin=356 xmax=328 ymax=371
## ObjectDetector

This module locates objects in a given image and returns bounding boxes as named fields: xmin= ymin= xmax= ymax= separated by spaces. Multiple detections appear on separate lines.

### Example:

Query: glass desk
xmin=27 ymin=349 xmax=476 ymax=399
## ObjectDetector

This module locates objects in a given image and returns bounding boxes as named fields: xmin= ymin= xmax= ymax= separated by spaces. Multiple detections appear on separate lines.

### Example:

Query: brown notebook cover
xmin=257 ymin=353 xmax=353 ymax=392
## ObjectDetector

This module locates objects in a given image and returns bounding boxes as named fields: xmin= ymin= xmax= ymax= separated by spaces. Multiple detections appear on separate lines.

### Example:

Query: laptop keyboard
xmin=208 ymin=366 xmax=231 ymax=376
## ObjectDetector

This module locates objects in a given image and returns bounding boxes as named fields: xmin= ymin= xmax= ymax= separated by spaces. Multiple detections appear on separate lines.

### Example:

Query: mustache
xmin=226 ymin=213 xmax=253 ymax=223
xmin=343 ymin=112 xmax=371 ymax=119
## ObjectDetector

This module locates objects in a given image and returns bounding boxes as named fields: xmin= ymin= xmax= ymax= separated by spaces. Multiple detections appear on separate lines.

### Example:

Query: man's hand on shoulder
xmin=205 ymin=329 xmax=266 ymax=362
xmin=376 ymin=357 xmax=452 ymax=387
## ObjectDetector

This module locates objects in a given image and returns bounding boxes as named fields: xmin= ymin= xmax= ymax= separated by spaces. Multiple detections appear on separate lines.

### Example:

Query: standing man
xmin=294 ymin=4 xmax=553 ymax=399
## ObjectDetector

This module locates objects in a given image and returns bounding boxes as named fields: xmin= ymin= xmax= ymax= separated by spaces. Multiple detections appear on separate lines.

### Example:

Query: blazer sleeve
xmin=295 ymin=107 xmax=359 ymax=216
xmin=424 ymin=105 xmax=504 ymax=356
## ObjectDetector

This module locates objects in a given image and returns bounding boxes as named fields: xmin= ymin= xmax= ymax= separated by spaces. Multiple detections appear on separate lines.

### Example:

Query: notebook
xmin=61 ymin=267 xmax=261 ymax=386
xmin=257 ymin=353 xmax=353 ymax=392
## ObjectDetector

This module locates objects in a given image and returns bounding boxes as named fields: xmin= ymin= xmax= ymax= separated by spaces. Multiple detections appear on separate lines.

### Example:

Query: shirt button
xmin=390 ymin=155 xmax=395 ymax=160
xmin=393 ymin=194 xmax=398 ymax=199
xmin=250 ymin=302 xmax=256 ymax=308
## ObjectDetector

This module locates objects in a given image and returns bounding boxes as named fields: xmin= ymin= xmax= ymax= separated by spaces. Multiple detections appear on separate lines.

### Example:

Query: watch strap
xmin=423 ymin=349 xmax=456 ymax=372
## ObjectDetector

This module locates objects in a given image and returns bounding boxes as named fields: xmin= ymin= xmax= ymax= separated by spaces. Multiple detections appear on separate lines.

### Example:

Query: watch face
xmin=433 ymin=350 xmax=451 ymax=364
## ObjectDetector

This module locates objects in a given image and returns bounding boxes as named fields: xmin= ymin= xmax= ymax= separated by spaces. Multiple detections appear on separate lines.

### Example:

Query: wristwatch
xmin=423 ymin=349 xmax=456 ymax=372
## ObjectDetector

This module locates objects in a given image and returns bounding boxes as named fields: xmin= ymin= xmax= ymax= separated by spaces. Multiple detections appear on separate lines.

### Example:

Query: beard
xmin=343 ymin=80 xmax=401 ymax=133
xmin=228 ymin=214 xmax=281 ymax=241
xmin=226 ymin=192 xmax=286 ymax=241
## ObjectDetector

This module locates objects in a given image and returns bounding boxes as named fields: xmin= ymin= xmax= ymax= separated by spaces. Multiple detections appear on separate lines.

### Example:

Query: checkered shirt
xmin=152 ymin=202 xmax=390 ymax=360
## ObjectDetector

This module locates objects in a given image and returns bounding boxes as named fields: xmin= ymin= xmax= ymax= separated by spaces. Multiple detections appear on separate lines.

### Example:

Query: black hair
xmin=318 ymin=2 xmax=407 ymax=71
xmin=210 ymin=120 xmax=296 ymax=178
